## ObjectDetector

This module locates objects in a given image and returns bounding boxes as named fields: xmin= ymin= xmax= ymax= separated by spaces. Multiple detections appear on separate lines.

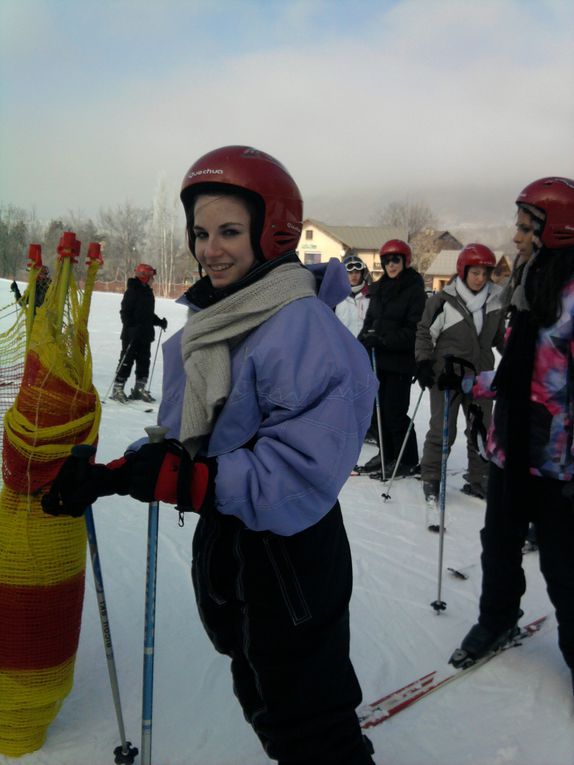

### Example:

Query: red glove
xmin=126 ymin=439 xmax=214 ymax=515
xmin=41 ymin=440 xmax=214 ymax=518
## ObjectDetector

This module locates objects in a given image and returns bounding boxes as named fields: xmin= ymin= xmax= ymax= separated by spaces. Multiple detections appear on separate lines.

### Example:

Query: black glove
xmin=41 ymin=451 xmax=130 ymax=517
xmin=437 ymin=356 xmax=476 ymax=393
xmin=360 ymin=329 xmax=382 ymax=350
xmin=159 ymin=317 xmax=168 ymax=331
xmin=414 ymin=360 xmax=435 ymax=389
xmin=468 ymin=403 xmax=488 ymax=460
xmin=10 ymin=281 xmax=21 ymax=300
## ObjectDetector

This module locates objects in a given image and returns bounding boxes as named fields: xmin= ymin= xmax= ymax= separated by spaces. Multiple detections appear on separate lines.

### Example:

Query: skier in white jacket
xmin=335 ymin=253 xmax=371 ymax=337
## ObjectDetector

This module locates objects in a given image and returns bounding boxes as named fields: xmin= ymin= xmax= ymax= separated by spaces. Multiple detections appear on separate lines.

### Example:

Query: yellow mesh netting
xmin=0 ymin=236 xmax=102 ymax=756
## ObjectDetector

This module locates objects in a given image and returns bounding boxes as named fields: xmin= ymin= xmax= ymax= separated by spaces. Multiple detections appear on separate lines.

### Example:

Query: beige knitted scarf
xmin=180 ymin=263 xmax=316 ymax=457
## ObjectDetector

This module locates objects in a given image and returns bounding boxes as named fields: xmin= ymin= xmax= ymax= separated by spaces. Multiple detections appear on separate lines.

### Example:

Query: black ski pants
xmin=479 ymin=464 xmax=574 ymax=674
xmin=374 ymin=370 xmax=419 ymax=467
xmin=191 ymin=502 xmax=374 ymax=765
xmin=115 ymin=336 xmax=151 ymax=384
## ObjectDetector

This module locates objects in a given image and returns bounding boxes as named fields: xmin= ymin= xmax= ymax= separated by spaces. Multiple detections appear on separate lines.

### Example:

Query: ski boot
xmin=461 ymin=481 xmax=487 ymax=499
xmin=354 ymin=452 xmax=383 ymax=475
xmin=364 ymin=427 xmax=378 ymax=446
xmin=371 ymin=460 xmax=420 ymax=482
xmin=388 ymin=461 xmax=421 ymax=479
xmin=423 ymin=480 xmax=441 ymax=532
xmin=449 ymin=614 xmax=523 ymax=669
xmin=129 ymin=379 xmax=156 ymax=402
xmin=110 ymin=380 xmax=128 ymax=403
xmin=362 ymin=734 xmax=375 ymax=757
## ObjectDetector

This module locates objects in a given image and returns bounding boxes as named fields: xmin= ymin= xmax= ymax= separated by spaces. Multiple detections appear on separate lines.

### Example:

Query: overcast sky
xmin=1 ymin=0 xmax=573 ymax=226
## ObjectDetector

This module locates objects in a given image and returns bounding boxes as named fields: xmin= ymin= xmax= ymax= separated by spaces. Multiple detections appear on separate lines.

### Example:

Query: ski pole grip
xmin=70 ymin=444 xmax=97 ymax=488
xmin=71 ymin=444 xmax=97 ymax=461
xmin=144 ymin=426 xmax=168 ymax=444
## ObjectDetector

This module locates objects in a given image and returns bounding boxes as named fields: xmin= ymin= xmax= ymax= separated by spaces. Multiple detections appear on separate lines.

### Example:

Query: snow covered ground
xmin=1 ymin=278 xmax=573 ymax=765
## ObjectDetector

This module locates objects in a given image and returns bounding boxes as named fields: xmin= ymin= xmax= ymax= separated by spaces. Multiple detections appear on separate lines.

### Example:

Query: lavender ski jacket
xmin=158 ymin=260 xmax=378 ymax=535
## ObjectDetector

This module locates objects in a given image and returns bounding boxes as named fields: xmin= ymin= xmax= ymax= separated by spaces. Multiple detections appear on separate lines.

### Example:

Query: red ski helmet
xmin=135 ymin=263 xmax=157 ymax=284
xmin=516 ymin=177 xmax=574 ymax=250
xmin=456 ymin=244 xmax=496 ymax=280
xmin=180 ymin=145 xmax=303 ymax=261
xmin=379 ymin=239 xmax=412 ymax=267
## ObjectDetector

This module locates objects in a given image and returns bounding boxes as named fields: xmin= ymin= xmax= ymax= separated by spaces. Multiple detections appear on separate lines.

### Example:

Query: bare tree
xmin=0 ymin=205 xmax=29 ymax=278
xmin=375 ymin=198 xmax=436 ymax=241
xmin=41 ymin=219 xmax=65 ymax=266
xmin=99 ymin=203 xmax=150 ymax=283
xmin=145 ymin=180 xmax=184 ymax=297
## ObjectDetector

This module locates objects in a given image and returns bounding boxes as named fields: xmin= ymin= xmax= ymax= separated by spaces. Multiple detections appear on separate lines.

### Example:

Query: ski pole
xmin=71 ymin=444 xmax=138 ymax=764
xmin=103 ymin=341 xmax=133 ymax=401
xmin=141 ymin=425 xmax=168 ymax=765
xmin=0 ymin=307 xmax=20 ymax=321
xmin=381 ymin=386 xmax=425 ymax=501
xmin=145 ymin=328 xmax=164 ymax=398
xmin=371 ymin=349 xmax=386 ymax=482
xmin=431 ymin=387 xmax=451 ymax=614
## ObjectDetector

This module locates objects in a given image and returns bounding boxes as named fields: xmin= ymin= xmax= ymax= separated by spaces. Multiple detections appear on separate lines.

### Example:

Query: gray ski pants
xmin=421 ymin=387 xmax=492 ymax=487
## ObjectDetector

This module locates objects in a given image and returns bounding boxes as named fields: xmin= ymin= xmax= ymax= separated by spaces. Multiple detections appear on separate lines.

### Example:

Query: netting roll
xmin=0 ymin=242 xmax=102 ymax=756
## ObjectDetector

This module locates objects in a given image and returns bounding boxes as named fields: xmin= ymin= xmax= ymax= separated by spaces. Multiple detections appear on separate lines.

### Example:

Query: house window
xmin=304 ymin=252 xmax=321 ymax=264
xmin=305 ymin=230 xmax=313 ymax=240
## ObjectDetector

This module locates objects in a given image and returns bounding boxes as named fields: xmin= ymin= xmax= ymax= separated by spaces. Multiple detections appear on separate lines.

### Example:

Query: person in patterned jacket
xmin=449 ymin=177 xmax=574 ymax=692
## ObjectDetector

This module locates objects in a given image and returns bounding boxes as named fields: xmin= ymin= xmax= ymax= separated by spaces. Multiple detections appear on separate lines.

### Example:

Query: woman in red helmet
xmin=450 ymin=178 xmax=574 ymax=690
xmin=357 ymin=238 xmax=426 ymax=476
xmin=111 ymin=263 xmax=167 ymax=403
xmin=415 ymin=244 xmax=505 ymax=524
xmin=43 ymin=146 xmax=378 ymax=764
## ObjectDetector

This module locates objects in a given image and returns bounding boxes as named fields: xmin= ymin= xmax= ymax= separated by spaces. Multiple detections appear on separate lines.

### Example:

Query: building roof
xmin=426 ymin=249 xmax=506 ymax=276
xmin=305 ymin=218 xmax=406 ymax=250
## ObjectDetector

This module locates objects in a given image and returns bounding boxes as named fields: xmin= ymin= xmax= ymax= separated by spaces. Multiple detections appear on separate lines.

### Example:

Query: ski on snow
xmin=358 ymin=614 xmax=549 ymax=729
xmin=104 ymin=398 xmax=155 ymax=413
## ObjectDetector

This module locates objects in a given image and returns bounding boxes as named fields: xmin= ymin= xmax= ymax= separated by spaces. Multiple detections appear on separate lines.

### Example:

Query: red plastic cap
xmin=87 ymin=242 xmax=103 ymax=265
xmin=27 ymin=244 xmax=42 ymax=269
xmin=57 ymin=231 xmax=80 ymax=262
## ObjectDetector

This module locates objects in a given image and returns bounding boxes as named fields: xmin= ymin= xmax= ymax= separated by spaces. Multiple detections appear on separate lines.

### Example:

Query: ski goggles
xmin=345 ymin=260 xmax=365 ymax=272
xmin=382 ymin=254 xmax=403 ymax=266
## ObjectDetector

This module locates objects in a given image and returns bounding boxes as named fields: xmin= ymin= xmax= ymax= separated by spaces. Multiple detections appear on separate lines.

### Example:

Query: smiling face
xmin=513 ymin=208 xmax=535 ymax=264
xmin=465 ymin=266 xmax=489 ymax=293
xmin=193 ymin=194 xmax=257 ymax=288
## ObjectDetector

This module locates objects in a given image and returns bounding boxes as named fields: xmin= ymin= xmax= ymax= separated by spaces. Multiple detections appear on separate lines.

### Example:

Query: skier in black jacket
xmin=10 ymin=266 xmax=51 ymax=312
xmin=358 ymin=239 xmax=426 ymax=476
xmin=111 ymin=263 xmax=167 ymax=403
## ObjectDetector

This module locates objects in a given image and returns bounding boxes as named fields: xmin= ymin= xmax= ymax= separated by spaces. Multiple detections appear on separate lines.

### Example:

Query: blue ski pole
xmin=141 ymin=425 xmax=168 ymax=765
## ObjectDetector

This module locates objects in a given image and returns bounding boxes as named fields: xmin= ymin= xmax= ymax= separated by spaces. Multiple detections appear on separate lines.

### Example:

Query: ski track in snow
xmin=1 ymin=280 xmax=573 ymax=765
